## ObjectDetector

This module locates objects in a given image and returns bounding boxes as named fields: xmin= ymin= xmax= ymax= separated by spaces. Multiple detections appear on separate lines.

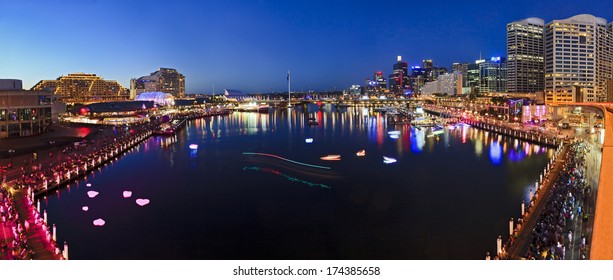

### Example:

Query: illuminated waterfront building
xmin=507 ymin=18 xmax=545 ymax=93
xmin=32 ymin=73 xmax=128 ymax=103
xmin=1 ymin=79 xmax=59 ymax=138
xmin=421 ymin=71 xmax=463 ymax=96
xmin=544 ymin=14 xmax=613 ymax=103
xmin=130 ymin=68 xmax=186 ymax=99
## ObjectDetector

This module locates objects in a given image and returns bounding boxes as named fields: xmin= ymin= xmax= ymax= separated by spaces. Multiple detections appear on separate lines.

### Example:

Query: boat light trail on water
xmin=243 ymin=167 xmax=331 ymax=189
xmin=242 ymin=152 xmax=331 ymax=170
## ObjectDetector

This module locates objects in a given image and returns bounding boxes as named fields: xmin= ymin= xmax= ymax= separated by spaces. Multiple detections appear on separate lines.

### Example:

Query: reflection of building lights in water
xmin=410 ymin=127 xmax=425 ymax=153
xmin=242 ymin=166 xmax=330 ymax=189
xmin=489 ymin=141 xmax=502 ymax=164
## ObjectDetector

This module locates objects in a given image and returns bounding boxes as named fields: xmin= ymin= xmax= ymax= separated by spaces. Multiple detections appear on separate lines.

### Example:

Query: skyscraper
xmin=544 ymin=14 xmax=612 ymax=103
xmin=467 ymin=59 xmax=485 ymax=94
xmin=479 ymin=57 xmax=507 ymax=93
xmin=507 ymin=18 xmax=545 ymax=93
xmin=389 ymin=56 xmax=409 ymax=94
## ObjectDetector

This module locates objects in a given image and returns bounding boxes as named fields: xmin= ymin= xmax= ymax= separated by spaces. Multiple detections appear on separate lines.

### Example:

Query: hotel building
xmin=130 ymin=68 xmax=186 ymax=99
xmin=544 ymin=14 xmax=612 ymax=103
xmin=32 ymin=73 xmax=129 ymax=103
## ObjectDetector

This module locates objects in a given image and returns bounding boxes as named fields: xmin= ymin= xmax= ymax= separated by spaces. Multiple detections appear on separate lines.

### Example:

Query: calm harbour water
xmin=42 ymin=104 xmax=552 ymax=260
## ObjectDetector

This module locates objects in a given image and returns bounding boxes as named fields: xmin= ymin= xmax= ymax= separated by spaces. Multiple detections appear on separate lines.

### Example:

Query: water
xmin=42 ymin=104 xmax=552 ymax=259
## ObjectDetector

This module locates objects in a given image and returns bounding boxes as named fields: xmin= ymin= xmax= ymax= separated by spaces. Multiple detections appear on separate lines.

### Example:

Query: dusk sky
xmin=1 ymin=0 xmax=612 ymax=94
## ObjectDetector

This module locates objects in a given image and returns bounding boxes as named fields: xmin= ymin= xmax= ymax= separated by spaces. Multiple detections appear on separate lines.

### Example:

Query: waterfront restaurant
xmin=62 ymin=101 xmax=154 ymax=125
xmin=0 ymin=79 xmax=58 ymax=138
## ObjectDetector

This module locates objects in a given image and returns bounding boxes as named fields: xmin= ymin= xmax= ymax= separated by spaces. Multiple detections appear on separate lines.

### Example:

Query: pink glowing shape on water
xmin=135 ymin=199 xmax=150 ymax=206
xmin=123 ymin=191 xmax=132 ymax=198
xmin=93 ymin=219 xmax=105 ymax=226
xmin=82 ymin=206 xmax=89 ymax=211
xmin=87 ymin=191 xmax=99 ymax=198
xmin=86 ymin=183 xmax=92 ymax=187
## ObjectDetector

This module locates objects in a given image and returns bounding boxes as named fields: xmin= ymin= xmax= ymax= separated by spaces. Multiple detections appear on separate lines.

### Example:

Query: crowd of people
xmin=0 ymin=186 xmax=34 ymax=259
xmin=0 ymin=123 xmax=153 ymax=260
xmin=526 ymin=140 xmax=591 ymax=260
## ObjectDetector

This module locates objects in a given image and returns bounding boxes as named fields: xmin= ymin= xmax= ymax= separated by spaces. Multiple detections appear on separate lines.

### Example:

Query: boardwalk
xmin=12 ymin=188 xmax=63 ymax=260
xmin=505 ymin=145 xmax=569 ymax=259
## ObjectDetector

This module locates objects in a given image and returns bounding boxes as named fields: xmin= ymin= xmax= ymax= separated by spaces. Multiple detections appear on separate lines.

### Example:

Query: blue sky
xmin=0 ymin=0 xmax=611 ymax=93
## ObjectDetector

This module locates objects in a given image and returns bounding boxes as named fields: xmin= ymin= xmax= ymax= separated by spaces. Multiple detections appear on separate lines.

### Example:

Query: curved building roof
xmin=135 ymin=91 xmax=175 ymax=106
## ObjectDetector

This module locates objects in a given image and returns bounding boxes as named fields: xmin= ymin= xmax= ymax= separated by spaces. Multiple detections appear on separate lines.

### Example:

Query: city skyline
xmin=1 ymin=0 xmax=612 ymax=94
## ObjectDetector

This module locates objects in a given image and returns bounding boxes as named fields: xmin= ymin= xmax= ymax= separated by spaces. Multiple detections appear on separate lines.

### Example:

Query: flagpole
xmin=287 ymin=70 xmax=291 ymax=108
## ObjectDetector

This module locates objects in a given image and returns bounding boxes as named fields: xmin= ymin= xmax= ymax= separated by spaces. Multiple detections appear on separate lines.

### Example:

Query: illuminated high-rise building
xmin=131 ymin=68 xmax=186 ymax=99
xmin=507 ymin=18 xmax=545 ymax=93
xmin=389 ymin=56 xmax=409 ymax=94
xmin=544 ymin=14 xmax=612 ymax=103
xmin=32 ymin=73 xmax=128 ymax=103
xmin=479 ymin=57 xmax=507 ymax=93
xmin=467 ymin=59 xmax=485 ymax=93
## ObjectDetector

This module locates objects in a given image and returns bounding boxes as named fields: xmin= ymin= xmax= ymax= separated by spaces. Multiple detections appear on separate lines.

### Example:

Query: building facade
xmin=421 ymin=72 xmax=463 ymax=96
xmin=479 ymin=57 xmax=508 ymax=93
xmin=507 ymin=18 xmax=545 ymax=93
xmin=1 ymin=79 xmax=56 ymax=138
xmin=545 ymin=14 xmax=612 ymax=103
xmin=32 ymin=73 xmax=128 ymax=103
xmin=130 ymin=68 xmax=186 ymax=99
xmin=452 ymin=62 xmax=469 ymax=87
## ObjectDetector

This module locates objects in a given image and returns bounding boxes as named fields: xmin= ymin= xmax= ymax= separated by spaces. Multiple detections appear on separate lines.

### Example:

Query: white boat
xmin=320 ymin=155 xmax=341 ymax=161
xmin=189 ymin=144 xmax=198 ymax=150
xmin=305 ymin=138 xmax=314 ymax=143
xmin=235 ymin=102 xmax=259 ymax=112
xmin=383 ymin=156 xmax=397 ymax=164
xmin=356 ymin=150 xmax=366 ymax=157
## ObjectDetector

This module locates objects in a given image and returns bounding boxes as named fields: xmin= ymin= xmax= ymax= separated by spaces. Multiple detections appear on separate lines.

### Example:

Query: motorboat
xmin=189 ymin=144 xmax=198 ymax=150
xmin=356 ymin=150 xmax=366 ymax=157
xmin=305 ymin=138 xmax=314 ymax=143
xmin=383 ymin=156 xmax=397 ymax=164
xmin=320 ymin=155 xmax=341 ymax=161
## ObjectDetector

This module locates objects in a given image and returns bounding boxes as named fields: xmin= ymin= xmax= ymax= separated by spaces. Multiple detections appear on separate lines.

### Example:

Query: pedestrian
xmin=568 ymin=231 xmax=573 ymax=248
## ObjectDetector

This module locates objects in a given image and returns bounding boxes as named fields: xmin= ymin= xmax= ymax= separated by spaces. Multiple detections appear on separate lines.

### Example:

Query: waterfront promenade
xmin=0 ymin=123 xmax=153 ymax=260
xmin=503 ymin=144 xmax=568 ymax=259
